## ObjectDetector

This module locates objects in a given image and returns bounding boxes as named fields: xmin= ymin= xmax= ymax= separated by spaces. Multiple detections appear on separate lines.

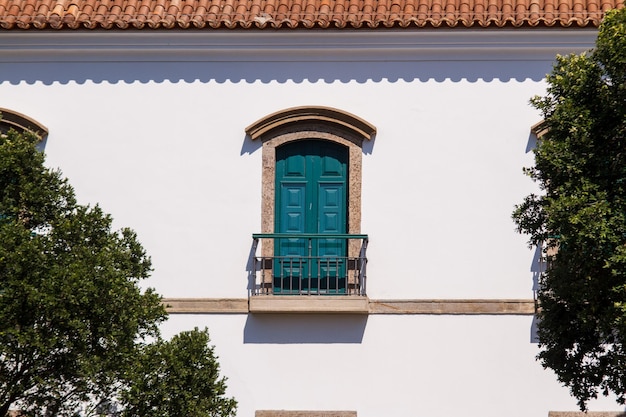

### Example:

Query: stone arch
xmin=0 ymin=108 xmax=48 ymax=140
xmin=246 ymin=106 xmax=376 ymax=258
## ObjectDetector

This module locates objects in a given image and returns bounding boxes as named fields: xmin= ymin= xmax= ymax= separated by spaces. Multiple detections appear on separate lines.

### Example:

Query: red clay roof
xmin=0 ymin=0 xmax=622 ymax=30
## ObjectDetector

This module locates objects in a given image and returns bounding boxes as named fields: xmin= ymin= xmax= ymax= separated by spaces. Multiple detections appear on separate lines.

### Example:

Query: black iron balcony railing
xmin=251 ymin=233 xmax=368 ymax=296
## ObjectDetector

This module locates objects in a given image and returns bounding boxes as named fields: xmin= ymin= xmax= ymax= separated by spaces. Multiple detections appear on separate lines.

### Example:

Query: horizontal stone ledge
xmin=549 ymin=413 xmax=626 ymax=417
xmin=369 ymin=299 xmax=535 ymax=315
xmin=249 ymin=295 xmax=370 ymax=314
xmin=163 ymin=297 xmax=535 ymax=315
xmin=163 ymin=298 xmax=248 ymax=313
xmin=256 ymin=411 xmax=357 ymax=417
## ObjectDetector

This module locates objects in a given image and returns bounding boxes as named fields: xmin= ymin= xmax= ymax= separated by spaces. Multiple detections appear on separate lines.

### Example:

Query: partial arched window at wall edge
xmin=0 ymin=108 xmax=48 ymax=141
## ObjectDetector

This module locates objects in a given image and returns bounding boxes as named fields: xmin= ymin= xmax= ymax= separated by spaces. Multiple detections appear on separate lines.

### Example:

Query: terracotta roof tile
xmin=0 ymin=0 xmax=622 ymax=30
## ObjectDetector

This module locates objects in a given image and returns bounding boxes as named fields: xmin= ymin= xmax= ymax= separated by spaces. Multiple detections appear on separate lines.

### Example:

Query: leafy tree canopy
xmin=0 ymin=129 xmax=236 ymax=417
xmin=121 ymin=328 xmax=237 ymax=417
xmin=513 ymin=8 xmax=626 ymax=410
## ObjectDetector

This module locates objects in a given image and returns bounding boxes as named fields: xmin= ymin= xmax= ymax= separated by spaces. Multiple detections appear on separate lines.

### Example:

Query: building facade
xmin=0 ymin=1 xmax=624 ymax=416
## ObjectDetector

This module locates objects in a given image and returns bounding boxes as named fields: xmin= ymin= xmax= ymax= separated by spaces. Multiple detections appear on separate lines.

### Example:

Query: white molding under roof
xmin=0 ymin=29 xmax=598 ymax=63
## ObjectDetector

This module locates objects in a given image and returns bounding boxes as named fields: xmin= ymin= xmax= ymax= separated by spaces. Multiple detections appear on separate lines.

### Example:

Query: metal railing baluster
xmin=251 ymin=234 xmax=368 ymax=296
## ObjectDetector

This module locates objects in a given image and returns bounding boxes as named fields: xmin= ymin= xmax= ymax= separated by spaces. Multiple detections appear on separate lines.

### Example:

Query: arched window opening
xmin=248 ymin=106 xmax=375 ymax=298
xmin=0 ymin=108 xmax=48 ymax=140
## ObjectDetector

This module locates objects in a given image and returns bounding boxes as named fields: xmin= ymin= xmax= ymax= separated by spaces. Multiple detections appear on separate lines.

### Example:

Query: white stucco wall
xmin=1 ymin=73 xmax=542 ymax=298
xmin=159 ymin=313 xmax=621 ymax=417
xmin=1 ymin=29 xmax=621 ymax=416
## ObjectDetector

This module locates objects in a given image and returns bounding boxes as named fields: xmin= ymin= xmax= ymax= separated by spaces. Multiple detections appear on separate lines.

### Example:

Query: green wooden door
xmin=275 ymin=140 xmax=348 ymax=293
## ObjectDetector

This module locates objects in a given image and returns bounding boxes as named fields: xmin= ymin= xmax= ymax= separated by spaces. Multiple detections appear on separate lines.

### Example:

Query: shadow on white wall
xmin=0 ymin=60 xmax=552 ymax=85
xmin=243 ymin=314 xmax=368 ymax=344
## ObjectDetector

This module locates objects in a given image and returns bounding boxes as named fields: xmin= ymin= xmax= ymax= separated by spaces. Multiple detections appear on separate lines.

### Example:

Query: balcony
xmin=249 ymin=233 xmax=369 ymax=313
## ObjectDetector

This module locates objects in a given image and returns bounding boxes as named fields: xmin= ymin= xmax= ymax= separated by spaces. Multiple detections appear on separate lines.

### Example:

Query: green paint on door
xmin=275 ymin=140 xmax=348 ymax=294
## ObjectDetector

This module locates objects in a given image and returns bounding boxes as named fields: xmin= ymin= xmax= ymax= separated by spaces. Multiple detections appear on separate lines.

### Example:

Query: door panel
xmin=282 ymin=184 xmax=306 ymax=234
xmin=318 ymin=183 xmax=345 ymax=288
xmin=284 ymin=154 xmax=307 ymax=177
xmin=318 ymin=183 xmax=345 ymax=255
xmin=321 ymin=153 xmax=344 ymax=176
xmin=277 ymin=183 xmax=307 ymax=279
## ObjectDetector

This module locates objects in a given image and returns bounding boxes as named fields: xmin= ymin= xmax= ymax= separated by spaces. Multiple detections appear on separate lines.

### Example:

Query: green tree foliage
xmin=0 ymin=130 xmax=236 ymax=416
xmin=121 ymin=328 xmax=237 ymax=417
xmin=0 ymin=128 xmax=167 ymax=416
xmin=513 ymin=8 xmax=626 ymax=410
